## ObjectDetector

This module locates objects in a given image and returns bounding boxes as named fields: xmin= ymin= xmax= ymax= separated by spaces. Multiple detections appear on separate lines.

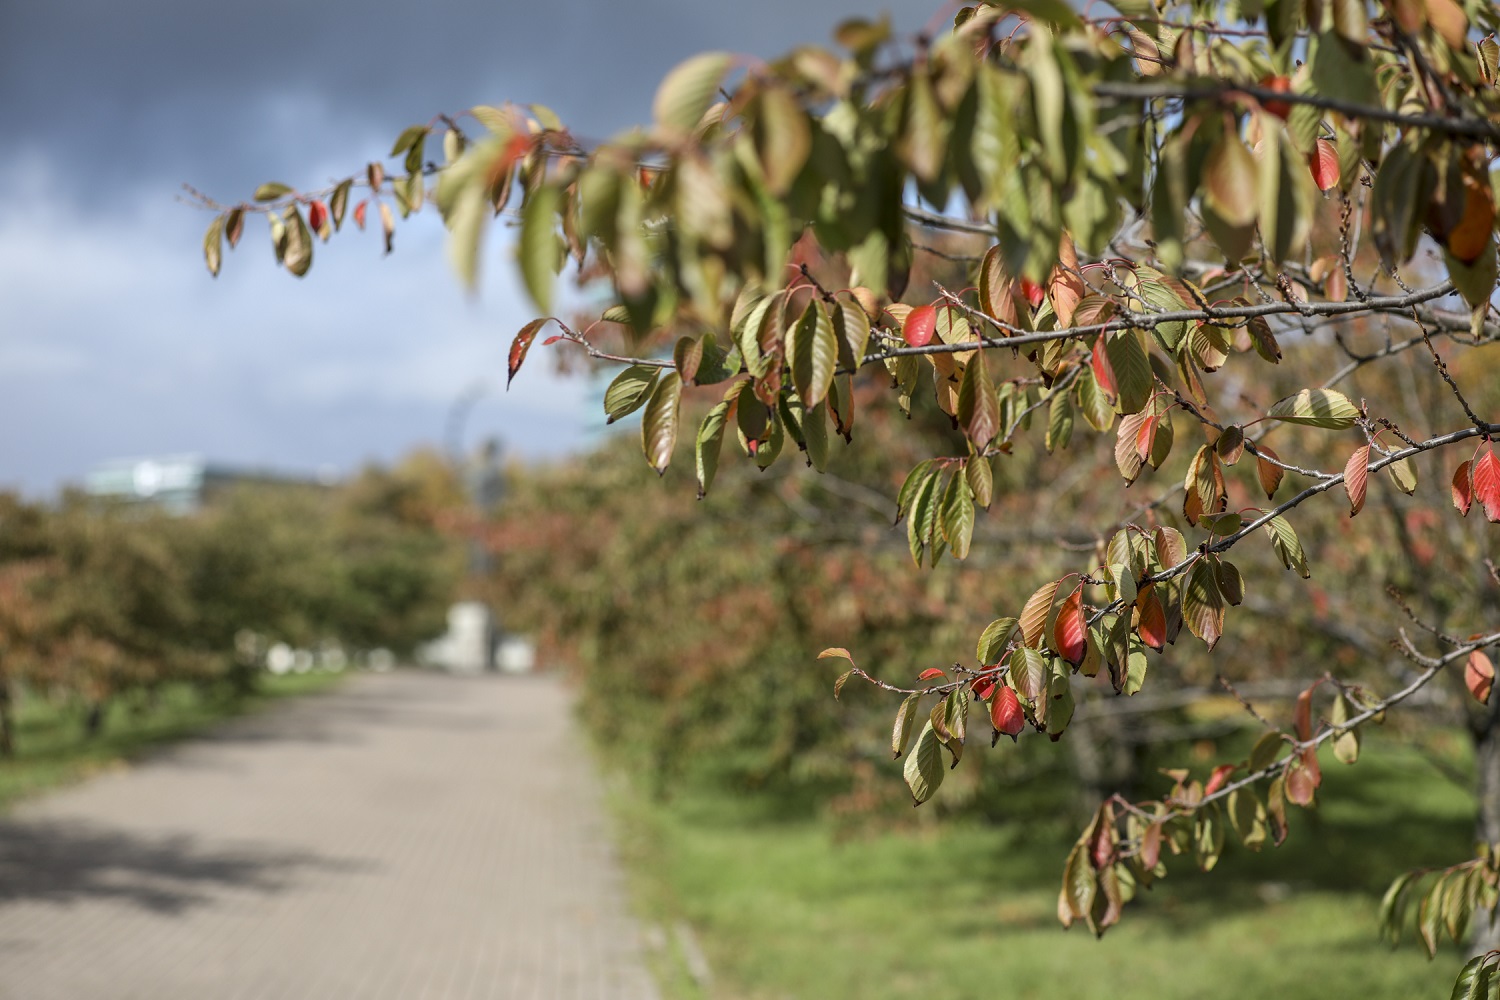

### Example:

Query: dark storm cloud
xmin=0 ymin=0 xmax=938 ymax=495
xmin=2 ymin=0 xmax=936 ymax=198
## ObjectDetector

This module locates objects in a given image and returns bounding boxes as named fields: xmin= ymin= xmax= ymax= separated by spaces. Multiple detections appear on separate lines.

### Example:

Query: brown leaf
xmin=1294 ymin=684 xmax=1314 ymax=741
xmin=1285 ymin=760 xmax=1316 ymax=806
xmin=1256 ymin=445 xmax=1285 ymax=500
xmin=508 ymin=318 xmax=551 ymax=388
xmin=1136 ymin=584 xmax=1167 ymax=651
xmin=1020 ymin=579 xmax=1063 ymax=648
xmin=1049 ymin=233 xmax=1085 ymax=328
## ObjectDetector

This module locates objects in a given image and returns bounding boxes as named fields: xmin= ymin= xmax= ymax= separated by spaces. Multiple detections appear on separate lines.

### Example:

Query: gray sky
xmin=0 ymin=0 xmax=938 ymax=495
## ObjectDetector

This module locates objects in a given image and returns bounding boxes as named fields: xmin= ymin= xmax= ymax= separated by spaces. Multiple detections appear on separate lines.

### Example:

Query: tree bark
xmin=0 ymin=676 xmax=14 ymax=758
xmin=83 ymin=700 xmax=106 ymax=740
xmin=1469 ymin=692 xmax=1500 ymax=954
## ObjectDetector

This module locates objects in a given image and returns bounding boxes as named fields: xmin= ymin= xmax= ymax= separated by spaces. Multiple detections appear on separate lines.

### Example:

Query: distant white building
xmin=84 ymin=454 xmax=318 ymax=514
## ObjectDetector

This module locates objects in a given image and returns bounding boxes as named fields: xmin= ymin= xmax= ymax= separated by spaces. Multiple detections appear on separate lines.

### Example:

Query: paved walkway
xmin=0 ymin=671 xmax=661 ymax=1000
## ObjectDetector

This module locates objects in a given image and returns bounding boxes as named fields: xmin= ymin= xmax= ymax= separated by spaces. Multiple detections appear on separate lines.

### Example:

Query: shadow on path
xmin=0 ymin=819 xmax=364 ymax=914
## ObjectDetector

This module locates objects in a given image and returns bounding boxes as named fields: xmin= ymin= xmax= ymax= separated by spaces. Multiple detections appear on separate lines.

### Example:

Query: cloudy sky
xmin=0 ymin=0 xmax=939 ymax=496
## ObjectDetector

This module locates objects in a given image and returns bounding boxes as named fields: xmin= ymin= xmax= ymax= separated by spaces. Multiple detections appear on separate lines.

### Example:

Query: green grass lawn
xmin=0 ymin=672 xmax=346 ymax=811
xmin=611 ymin=731 xmax=1474 ymax=999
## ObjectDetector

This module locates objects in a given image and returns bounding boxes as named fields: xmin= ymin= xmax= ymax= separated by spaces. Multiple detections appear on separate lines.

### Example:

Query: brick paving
xmin=0 ymin=671 xmax=661 ymax=1000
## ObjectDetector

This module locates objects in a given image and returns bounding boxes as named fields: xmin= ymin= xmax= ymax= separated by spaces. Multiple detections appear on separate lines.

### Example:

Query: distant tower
xmin=465 ymin=437 xmax=505 ymax=576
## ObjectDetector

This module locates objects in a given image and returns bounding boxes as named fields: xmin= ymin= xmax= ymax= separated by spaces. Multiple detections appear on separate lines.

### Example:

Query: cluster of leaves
xmin=0 ymin=456 xmax=463 ymax=747
xmin=203 ymin=0 xmax=1500 ymax=987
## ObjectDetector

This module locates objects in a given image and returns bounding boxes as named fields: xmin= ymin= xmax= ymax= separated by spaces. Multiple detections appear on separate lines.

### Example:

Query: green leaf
xmin=966 ymin=452 xmax=993 ymax=508
xmin=976 ymin=617 xmax=1018 ymax=664
xmin=1265 ymin=388 xmax=1359 ymax=429
xmin=1182 ymin=558 xmax=1226 ymax=650
xmin=1046 ymin=388 xmax=1074 ymax=452
xmin=1380 ymin=870 xmax=1419 ymax=945
xmin=654 ymin=52 xmax=733 ymax=135
xmin=1331 ymin=691 xmax=1360 ymax=764
xmin=898 ymin=69 xmax=948 ymax=183
xmin=1010 ymin=647 xmax=1048 ymax=703
xmin=788 ymin=300 xmax=837 ymax=406
xmin=1104 ymin=332 xmax=1152 ymax=415
xmin=833 ymin=301 xmax=872 ymax=371
xmin=1059 ymin=842 xmax=1096 ymax=928
xmin=1193 ymin=803 xmax=1226 ymax=871
xmin=891 ymin=693 xmax=922 ymax=759
xmin=896 ymin=459 xmax=940 ymax=524
xmin=390 ymin=124 xmax=428 ymax=157
xmin=1387 ymin=456 xmax=1419 ymax=495
xmin=802 ymin=400 xmax=830 ymax=472
xmin=330 ymin=179 xmax=352 ymax=231
xmin=695 ymin=399 xmax=730 ymax=498
xmin=447 ymin=176 xmax=489 ymax=290
xmin=1264 ymin=514 xmax=1311 ymax=578
xmin=520 ymin=185 xmax=561 ymax=312
xmin=1452 ymin=955 xmax=1489 ymax=1000
xmin=281 ymin=206 xmax=313 ymax=277
xmin=940 ymin=471 xmax=975 ymax=560
xmin=203 ymin=214 xmax=224 ymax=278
xmin=1228 ymin=787 xmax=1268 ymax=851
xmin=755 ymin=86 xmax=811 ymax=195
xmin=1204 ymin=133 xmax=1258 ymax=228
xmin=1074 ymin=368 xmax=1114 ymax=432
xmin=642 ymin=371 xmax=683 ymax=475
xmin=253 ymin=182 xmax=293 ymax=202
xmin=957 ymin=351 xmax=1000 ymax=447
xmin=908 ymin=467 xmax=943 ymax=567
xmin=603 ymin=365 xmax=660 ymax=423
xmin=904 ymin=720 xmax=946 ymax=804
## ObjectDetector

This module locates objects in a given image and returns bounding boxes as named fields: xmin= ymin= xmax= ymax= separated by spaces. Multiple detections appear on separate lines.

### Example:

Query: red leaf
xmin=1467 ymin=650 xmax=1495 ymax=705
xmin=1309 ymin=138 xmax=1339 ymax=192
xmin=1136 ymin=584 xmax=1167 ymax=651
xmin=1134 ymin=413 xmax=1158 ymax=464
xmin=307 ymin=199 xmax=329 ymax=238
xmin=1091 ymin=335 xmax=1116 ymax=398
xmin=1204 ymin=764 xmax=1237 ymax=796
xmin=971 ymin=675 xmax=998 ymax=701
xmin=1475 ymin=447 xmax=1500 ymax=523
xmin=540 ymin=335 xmax=564 ymax=346
xmin=508 ymin=317 xmax=551 ymax=388
xmin=353 ymin=200 xmax=368 ymax=230
xmin=1453 ymin=460 xmax=1474 ymax=516
xmin=1020 ymin=277 xmax=1045 ymax=308
xmin=1259 ymin=74 xmax=1292 ymax=120
xmin=990 ymin=686 xmax=1024 ymax=740
xmin=903 ymin=304 xmax=937 ymax=348
xmin=1053 ymin=588 xmax=1087 ymax=666
xmin=917 ymin=667 xmax=947 ymax=681
xmin=1343 ymin=445 xmax=1369 ymax=517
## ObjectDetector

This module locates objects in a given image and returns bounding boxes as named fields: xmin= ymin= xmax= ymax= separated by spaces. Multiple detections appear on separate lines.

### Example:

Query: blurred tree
xmin=203 ymin=0 xmax=1500 ymax=986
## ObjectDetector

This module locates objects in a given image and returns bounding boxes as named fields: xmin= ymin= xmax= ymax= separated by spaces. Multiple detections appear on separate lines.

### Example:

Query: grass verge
xmin=0 ymin=672 xmax=347 ymax=811
xmin=609 ymin=730 xmax=1473 ymax=999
